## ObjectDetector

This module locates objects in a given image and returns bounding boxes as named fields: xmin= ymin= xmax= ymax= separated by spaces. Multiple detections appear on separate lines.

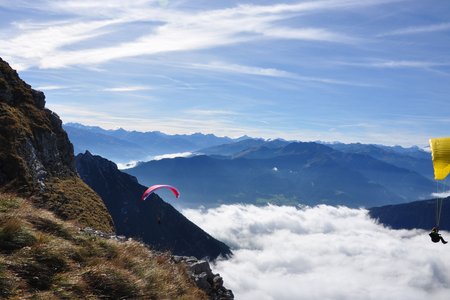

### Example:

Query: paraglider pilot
xmin=429 ymin=227 xmax=448 ymax=244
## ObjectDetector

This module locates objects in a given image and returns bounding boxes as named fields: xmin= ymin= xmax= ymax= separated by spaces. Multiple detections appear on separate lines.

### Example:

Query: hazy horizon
xmin=65 ymin=121 xmax=432 ymax=149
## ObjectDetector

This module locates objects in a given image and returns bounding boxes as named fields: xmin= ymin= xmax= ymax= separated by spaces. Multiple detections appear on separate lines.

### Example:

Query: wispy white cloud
xmin=34 ymin=85 xmax=68 ymax=90
xmin=187 ymin=62 xmax=296 ymax=78
xmin=370 ymin=60 xmax=449 ymax=69
xmin=337 ymin=59 xmax=450 ymax=70
xmin=2 ymin=18 xmax=123 ymax=70
xmin=259 ymin=26 xmax=357 ymax=43
xmin=184 ymin=204 xmax=450 ymax=300
xmin=186 ymin=109 xmax=241 ymax=117
xmin=224 ymin=0 xmax=406 ymax=16
xmin=46 ymin=103 xmax=125 ymax=123
xmin=0 ymin=0 xmax=399 ymax=70
xmin=336 ymin=122 xmax=375 ymax=129
xmin=379 ymin=22 xmax=450 ymax=36
xmin=186 ymin=61 xmax=370 ymax=86
xmin=295 ymin=75 xmax=372 ymax=86
xmin=102 ymin=86 xmax=152 ymax=92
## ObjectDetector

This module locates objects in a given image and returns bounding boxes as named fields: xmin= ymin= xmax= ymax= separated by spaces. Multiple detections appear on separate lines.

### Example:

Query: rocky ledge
xmin=172 ymin=256 xmax=234 ymax=300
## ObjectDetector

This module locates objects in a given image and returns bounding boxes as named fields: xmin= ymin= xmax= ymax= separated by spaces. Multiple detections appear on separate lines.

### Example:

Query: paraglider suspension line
xmin=436 ymin=180 xmax=445 ymax=227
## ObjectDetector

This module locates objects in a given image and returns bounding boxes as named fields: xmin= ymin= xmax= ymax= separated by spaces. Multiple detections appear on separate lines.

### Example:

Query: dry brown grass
xmin=34 ymin=177 xmax=115 ymax=233
xmin=0 ymin=193 xmax=207 ymax=299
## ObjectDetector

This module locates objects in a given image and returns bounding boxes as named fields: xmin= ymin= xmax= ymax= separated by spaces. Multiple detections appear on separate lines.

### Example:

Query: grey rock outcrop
xmin=0 ymin=57 xmax=76 ymax=190
xmin=172 ymin=256 xmax=234 ymax=300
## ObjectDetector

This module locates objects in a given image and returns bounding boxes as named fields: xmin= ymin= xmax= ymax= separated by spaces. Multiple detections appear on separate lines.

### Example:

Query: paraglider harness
xmin=429 ymin=227 xmax=448 ymax=244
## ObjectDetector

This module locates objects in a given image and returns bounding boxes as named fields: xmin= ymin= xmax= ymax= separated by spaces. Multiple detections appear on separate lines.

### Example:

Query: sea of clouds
xmin=183 ymin=204 xmax=450 ymax=300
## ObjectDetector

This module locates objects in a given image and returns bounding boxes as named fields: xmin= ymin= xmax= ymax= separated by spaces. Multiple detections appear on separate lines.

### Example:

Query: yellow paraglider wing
xmin=430 ymin=137 xmax=450 ymax=180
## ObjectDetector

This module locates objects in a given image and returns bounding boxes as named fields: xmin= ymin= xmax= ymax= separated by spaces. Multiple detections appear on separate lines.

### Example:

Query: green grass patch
xmin=0 ymin=194 xmax=22 ymax=212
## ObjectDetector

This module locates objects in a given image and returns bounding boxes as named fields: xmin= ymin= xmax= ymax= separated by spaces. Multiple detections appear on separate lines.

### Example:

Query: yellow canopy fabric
xmin=430 ymin=137 xmax=450 ymax=180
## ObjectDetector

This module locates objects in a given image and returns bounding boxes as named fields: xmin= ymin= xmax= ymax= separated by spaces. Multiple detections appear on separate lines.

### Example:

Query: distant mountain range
xmin=75 ymin=151 xmax=231 ymax=259
xmin=200 ymin=140 xmax=433 ymax=179
xmin=64 ymin=123 xmax=436 ymax=208
xmin=64 ymin=122 xmax=244 ymax=163
xmin=197 ymin=138 xmax=289 ymax=158
xmin=125 ymin=141 xmax=435 ymax=208
xmin=326 ymin=142 xmax=433 ymax=180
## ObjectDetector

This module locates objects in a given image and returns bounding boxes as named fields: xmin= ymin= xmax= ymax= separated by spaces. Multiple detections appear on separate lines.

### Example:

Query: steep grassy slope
xmin=0 ymin=57 xmax=113 ymax=232
xmin=0 ymin=193 xmax=206 ymax=299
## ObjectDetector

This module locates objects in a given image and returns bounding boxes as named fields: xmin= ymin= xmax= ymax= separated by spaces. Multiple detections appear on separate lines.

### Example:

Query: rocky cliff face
xmin=76 ymin=151 xmax=232 ymax=259
xmin=0 ymin=57 xmax=113 ymax=232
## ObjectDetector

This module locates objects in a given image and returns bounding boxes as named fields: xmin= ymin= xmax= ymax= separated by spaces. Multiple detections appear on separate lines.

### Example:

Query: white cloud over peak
xmin=432 ymin=191 xmax=450 ymax=199
xmin=183 ymin=204 xmax=450 ymax=300
xmin=152 ymin=152 xmax=193 ymax=160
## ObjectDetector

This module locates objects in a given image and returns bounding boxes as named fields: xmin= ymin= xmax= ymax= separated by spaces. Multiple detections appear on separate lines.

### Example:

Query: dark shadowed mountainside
xmin=125 ymin=142 xmax=435 ymax=208
xmin=75 ymin=151 xmax=232 ymax=259
xmin=0 ymin=57 xmax=113 ymax=232
xmin=369 ymin=197 xmax=450 ymax=231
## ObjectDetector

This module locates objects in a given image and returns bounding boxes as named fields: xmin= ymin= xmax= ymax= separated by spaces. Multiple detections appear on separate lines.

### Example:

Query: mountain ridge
xmin=75 ymin=151 xmax=232 ymax=259
xmin=125 ymin=141 xmax=434 ymax=207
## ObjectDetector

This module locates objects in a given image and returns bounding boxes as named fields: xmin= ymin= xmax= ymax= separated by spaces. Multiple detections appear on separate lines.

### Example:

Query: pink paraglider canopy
xmin=141 ymin=184 xmax=180 ymax=201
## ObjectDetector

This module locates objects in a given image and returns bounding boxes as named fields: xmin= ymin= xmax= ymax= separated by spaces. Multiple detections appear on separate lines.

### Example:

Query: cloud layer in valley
xmin=183 ymin=204 xmax=450 ymax=300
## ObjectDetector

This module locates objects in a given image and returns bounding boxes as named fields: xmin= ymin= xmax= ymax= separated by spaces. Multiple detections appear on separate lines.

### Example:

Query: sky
xmin=1 ymin=0 xmax=450 ymax=146
xmin=184 ymin=204 xmax=450 ymax=300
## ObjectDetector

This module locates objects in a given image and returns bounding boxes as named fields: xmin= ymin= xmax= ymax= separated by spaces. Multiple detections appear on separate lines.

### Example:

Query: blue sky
xmin=1 ymin=0 xmax=449 ymax=146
